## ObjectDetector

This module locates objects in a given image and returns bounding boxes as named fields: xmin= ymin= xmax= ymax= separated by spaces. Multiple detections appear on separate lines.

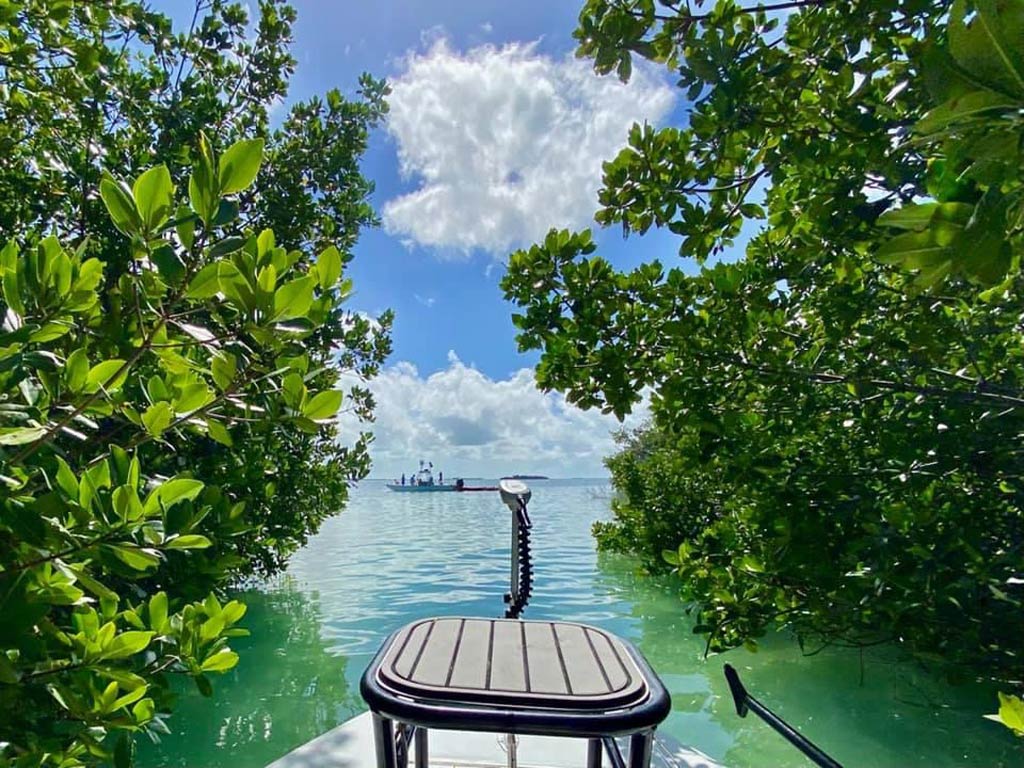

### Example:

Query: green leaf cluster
xmin=0 ymin=2 xmax=392 ymax=765
xmin=504 ymin=0 xmax=1024 ymax=729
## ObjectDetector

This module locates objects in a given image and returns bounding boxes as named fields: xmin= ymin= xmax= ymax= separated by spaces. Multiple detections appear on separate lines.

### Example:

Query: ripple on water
xmin=138 ymin=479 xmax=1021 ymax=768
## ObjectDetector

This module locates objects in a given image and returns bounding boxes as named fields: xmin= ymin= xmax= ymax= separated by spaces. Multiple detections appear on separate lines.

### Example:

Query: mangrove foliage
xmin=502 ymin=0 xmax=1024 ymax=733
xmin=0 ymin=1 xmax=390 ymax=764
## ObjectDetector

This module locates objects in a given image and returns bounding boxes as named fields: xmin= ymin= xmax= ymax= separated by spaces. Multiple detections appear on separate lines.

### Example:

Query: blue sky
xmin=163 ymin=1 xmax=693 ymax=476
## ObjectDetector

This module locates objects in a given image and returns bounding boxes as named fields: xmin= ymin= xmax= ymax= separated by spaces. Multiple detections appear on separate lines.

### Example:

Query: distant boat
xmin=386 ymin=460 xmax=458 ymax=492
xmin=501 ymin=474 xmax=549 ymax=480
xmin=386 ymin=484 xmax=457 ymax=493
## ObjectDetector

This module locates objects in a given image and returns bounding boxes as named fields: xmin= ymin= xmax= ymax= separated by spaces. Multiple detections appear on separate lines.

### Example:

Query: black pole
xmin=723 ymin=664 xmax=844 ymax=768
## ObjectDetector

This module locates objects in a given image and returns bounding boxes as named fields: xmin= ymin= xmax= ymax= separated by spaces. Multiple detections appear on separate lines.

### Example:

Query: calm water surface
xmin=139 ymin=479 xmax=1020 ymax=767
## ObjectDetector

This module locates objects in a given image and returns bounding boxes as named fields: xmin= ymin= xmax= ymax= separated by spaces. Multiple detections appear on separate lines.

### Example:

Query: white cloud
xmin=339 ymin=352 xmax=647 ymax=479
xmin=382 ymin=40 xmax=675 ymax=256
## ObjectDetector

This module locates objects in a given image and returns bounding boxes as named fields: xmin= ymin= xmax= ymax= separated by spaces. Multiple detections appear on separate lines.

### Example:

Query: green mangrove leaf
xmin=186 ymin=263 xmax=221 ymax=299
xmin=188 ymin=131 xmax=219 ymax=223
xmin=133 ymin=165 xmax=174 ymax=232
xmin=206 ymin=418 xmax=233 ymax=446
xmin=0 ymin=426 xmax=48 ymax=445
xmin=218 ymin=138 xmax=265 ymax=194
xmin=149 ymin=592 xmax=168 ymax=632
xmin=200 ymin=649 xmax=239 ymax=672
xmin=86 ymin=359 xmax=129 ymax=393
xmin=103 ymin=631 xmax=154 ymax=660
xmin=211 ymin=352 xmax=236 ymax=391
xmin=302 ymin=390 xmax=342 ymax=421
xmin=105 ymin=545 xmax=160 ymax=572
xmin=165 ymin=534 xmax=212 ymax=550
xmin=316 ymin=245 xmax=342 ymax=289
xmin=100 ymin=176 xmax=141 ymax=236
xmin=141 ymin=402 xmax=174 ymax=437
xmin=272 ymin=276 xmax=315 ymax=320
xmin=142 ymin=477 xmax=204 ymax=515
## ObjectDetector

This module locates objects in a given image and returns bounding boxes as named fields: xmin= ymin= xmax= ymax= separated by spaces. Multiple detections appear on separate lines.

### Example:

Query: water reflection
xmin=139 ymin=481 xmax=1021 ymax=768
xmin=139 ymin=578 xmax=359 ymax=767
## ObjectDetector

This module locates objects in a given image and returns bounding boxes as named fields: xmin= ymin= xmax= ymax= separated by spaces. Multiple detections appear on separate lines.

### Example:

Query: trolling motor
xmin=497 ymin=479 xmax=534 ymax=768
xmin=499 ymin=479 xmax=533 ymax=619
xmin=360 ymin=478 xmax=674 ymax=768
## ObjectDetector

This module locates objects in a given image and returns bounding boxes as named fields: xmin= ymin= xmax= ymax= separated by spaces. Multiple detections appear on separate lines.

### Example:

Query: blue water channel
xmin=138 ymin=479 xmax=1020 ymax=767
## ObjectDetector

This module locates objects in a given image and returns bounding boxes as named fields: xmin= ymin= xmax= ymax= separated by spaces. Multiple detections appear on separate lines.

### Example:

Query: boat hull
xmin=386 ymin=484 xmax=458 ymax=492
xmin=266 ymin=711 xmax=724 ymax=768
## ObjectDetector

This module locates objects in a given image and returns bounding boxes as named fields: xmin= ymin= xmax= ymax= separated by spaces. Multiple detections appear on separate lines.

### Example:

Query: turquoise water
xmin=138 ymin=480 xmax=1020 ymax=767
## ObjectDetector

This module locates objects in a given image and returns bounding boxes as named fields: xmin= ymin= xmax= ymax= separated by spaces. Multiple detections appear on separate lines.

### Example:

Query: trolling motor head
xmin=499 ymin=480 xmax=533 ymax=618
xmin=499 ymin=478 xmax=531 ymax=511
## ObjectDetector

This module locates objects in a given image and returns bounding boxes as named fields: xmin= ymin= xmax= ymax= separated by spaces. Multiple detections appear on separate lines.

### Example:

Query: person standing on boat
xmin=401 ymin=473 xmax=405 ymax=486
xmin=439 ymin=471 xmax=443 ymax=484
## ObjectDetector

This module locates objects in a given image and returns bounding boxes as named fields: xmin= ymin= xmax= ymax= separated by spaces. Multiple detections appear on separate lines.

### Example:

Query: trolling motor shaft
xmin=497 ymin=479 xmax=533 ymax=768
xmin=499 ymin=479 xmax=533 ymax=619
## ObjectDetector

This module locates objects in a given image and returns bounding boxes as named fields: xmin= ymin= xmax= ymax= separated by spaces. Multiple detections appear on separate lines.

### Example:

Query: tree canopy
xmin=502 ymin=0 xmax=1024 ymax=733
xmin=1 ymin=1 xmax=390 ymax=764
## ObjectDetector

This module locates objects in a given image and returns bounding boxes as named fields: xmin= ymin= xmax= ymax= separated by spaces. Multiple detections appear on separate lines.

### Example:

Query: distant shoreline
xmin=364 ymin=476 xmax=610 ymax=482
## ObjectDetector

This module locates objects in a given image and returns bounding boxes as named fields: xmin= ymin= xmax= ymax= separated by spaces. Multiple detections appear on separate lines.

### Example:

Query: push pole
xmin=723 ymin=664 xmax=843 ymax=768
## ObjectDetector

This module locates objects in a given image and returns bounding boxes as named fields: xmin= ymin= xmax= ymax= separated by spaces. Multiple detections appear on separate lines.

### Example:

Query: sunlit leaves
xmin=187 ymin=263 xmax=220 ymax=298
xmin=189 ymin=131 xmax=219 ymax=224
xmin=105 ymin=544 xmax=161 ymax=572
xmin=142 ymin=477 xmax=204 ymax=515
xmin=505 ymin=0 xmax=1024 ymax=716
xmin=206 ymin=418 xmax=233 ymax=446
xmin=86 ymin=359 xmax=128 ymax=392
xmin=103 ymin=631 xmax=154 ymax=660
xmin=100 ymin=175 xmax=141 ymax=236
xmin=211 ymin=352 xmax=236 ymax=391
xmin=149 ymin=592 xmax=168 ymax=633
xmin=0 ymin=3 xmax=392 ymax=764
xmin=164 ymin=534 xmax=212 ymax=550
xmin=316 ymin=245 xmax=342 ymax=289
xmin=272 ymin=276 xmax=315 ymax=320
xmin=141 ymin=401 xmax=173 ymax=437
xmin=132 ymin=165 xmax=174 ymax=232
xmin=986 ymin=692 xmax=1024 ymax=736
xmin=875 ymin=0 xmax=1024 ymax=287
xmin=302 ymin=390 xmax=342 ymax=421
xmin=200 ymin=649 xmax=239 ymax=672
xmin=0 ymin=426 xmax=49 ymax=445
xmin=65 ymin=348 xmax=89 ymax=391
xmin=218 ymin=138 xmax=264 ymax=194
xmin=112 ymin=485 xmax=144 ymax=522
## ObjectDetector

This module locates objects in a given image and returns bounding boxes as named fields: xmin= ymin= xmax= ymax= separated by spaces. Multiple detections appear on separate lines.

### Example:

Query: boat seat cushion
xmin=361 ymin=617 xmax=670 ymax=736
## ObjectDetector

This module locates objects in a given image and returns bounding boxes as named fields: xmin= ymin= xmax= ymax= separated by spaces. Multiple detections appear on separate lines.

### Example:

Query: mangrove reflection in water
xmin=138 ymin=579 xmax=359 ymax=767
xmin=138 ymin=479 xmax=1020 ymax=767
xmin=591 ymin=553 xmax=1018 ymax=767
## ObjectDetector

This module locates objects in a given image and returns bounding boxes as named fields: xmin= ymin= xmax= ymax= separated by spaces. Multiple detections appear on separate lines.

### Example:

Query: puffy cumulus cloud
xmin=339 ymin=352 xmax=647 ymax=479
xmin=382 ymin=40 xmax=675 ymax=255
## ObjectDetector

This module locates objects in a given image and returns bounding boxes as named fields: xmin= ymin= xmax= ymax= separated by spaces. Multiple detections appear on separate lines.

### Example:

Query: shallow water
xmin=138 ymin=479 xmax=1020 ymax=767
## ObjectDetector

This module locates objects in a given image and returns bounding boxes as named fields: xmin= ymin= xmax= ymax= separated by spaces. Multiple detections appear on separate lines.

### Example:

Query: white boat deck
xmin=266 ymin=713 xmax=724 ymax=768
